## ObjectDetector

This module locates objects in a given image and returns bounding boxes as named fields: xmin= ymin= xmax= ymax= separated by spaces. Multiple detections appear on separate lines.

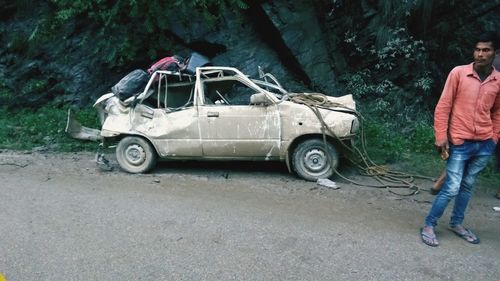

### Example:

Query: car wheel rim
xmin=125 ymin=144 xmax=146 ymax=166
xmin=303 ymin=148 xmax=329 ymax=173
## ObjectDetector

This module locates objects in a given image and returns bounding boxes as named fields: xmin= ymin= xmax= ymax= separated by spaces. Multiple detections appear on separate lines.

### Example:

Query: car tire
xmin=291 ymin=139 xmax=338 ymax=181
xmin=116 ymin=136 xmax=157 ymax=173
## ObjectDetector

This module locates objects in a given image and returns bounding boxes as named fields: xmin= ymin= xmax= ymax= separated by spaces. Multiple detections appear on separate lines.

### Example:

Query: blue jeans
xmin=425 ymin=139 xmax=495 ymax=228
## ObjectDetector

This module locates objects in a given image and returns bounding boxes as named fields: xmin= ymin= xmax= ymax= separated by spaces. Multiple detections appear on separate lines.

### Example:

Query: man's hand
xmin=435 ymin=140 xmax=449 ymax=160
xmin=435 ymin=140 xmax=448 ymax=149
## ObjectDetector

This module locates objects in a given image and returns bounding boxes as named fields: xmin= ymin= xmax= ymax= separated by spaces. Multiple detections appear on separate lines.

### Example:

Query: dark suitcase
xmin=183 ymin=52 xmax=212 ymax=75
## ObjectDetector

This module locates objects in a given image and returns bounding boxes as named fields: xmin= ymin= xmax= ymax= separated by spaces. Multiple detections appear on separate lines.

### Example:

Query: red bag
xmin=147 ymin=56 xmax=184 ymax=74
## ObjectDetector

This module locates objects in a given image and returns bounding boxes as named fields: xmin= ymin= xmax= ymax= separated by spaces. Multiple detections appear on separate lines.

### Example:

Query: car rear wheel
xmin=291 ymin=139 xmax=338 ymax=181
xmin=116 ymin=136 xmax=157 ymax=173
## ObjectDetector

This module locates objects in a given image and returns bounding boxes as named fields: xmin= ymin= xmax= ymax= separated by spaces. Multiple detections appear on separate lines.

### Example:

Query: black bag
xmin=183 ymin=52 xmax=212 ymax=75
xmin=111 ymin=69 xmax=149 ymax=100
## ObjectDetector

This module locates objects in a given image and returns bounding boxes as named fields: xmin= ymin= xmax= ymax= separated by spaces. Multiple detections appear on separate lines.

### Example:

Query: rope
xmin=288 ymin=93 xmax=433 ymax=196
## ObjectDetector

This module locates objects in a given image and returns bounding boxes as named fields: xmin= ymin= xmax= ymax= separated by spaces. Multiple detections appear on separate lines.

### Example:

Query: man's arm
xmin=491 ymin=91 xmax=500 ymax=143
xmin=434 ymin=69 xmax=459 ymax=147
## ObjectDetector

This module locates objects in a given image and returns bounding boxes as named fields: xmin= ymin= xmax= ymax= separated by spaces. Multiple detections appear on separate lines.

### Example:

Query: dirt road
xmin=0 ymin=150 xmax=499 ymax=281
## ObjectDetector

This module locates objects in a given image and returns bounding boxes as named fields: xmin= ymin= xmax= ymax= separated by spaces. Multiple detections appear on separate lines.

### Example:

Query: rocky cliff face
xmin=0 ymin=1 xmax=343 ymax=108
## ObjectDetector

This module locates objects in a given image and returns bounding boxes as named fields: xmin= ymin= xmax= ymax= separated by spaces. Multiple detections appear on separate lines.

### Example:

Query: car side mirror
xmin=250 ymin=92 xmax=272 ymax=106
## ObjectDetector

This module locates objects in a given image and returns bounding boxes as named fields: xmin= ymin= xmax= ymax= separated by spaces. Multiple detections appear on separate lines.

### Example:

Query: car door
xmin=130 ymin=74 xmax=203 ymax=157
xmin=198 ymin=78 xmax=281 ymax=158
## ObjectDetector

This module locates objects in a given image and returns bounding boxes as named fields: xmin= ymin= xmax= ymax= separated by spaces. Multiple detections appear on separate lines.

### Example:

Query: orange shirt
xmin=434 ymin=63 xmax=500 ymax=145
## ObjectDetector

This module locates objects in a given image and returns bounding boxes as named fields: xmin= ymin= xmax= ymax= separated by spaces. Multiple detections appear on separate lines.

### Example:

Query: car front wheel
xmin=116 ymin=136 xmax=157 ymax=173
xmin=291 ymin=139 xmax=338 ymax=181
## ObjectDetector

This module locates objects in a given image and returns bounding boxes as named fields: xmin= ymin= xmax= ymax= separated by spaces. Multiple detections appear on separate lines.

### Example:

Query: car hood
xmin=278 ymin=94 xmax=358 ymax=139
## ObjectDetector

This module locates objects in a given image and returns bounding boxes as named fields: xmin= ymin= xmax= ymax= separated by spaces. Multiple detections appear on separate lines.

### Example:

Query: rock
xmin=262 ymin=1 xmax=341 ymax=95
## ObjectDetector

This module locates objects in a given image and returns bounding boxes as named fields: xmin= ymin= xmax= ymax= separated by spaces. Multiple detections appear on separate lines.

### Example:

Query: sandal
xmin=449 ymin=226 xmax=480 ymax=244
xmin=420 ymin=227 xmax=439 ymax=247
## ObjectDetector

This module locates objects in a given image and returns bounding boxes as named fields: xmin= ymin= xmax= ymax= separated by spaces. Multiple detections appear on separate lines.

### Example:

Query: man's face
xmin=473 ymin=41 xmax=496 ymax=68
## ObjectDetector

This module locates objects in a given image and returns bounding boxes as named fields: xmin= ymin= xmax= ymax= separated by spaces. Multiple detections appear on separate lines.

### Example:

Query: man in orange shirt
xmin=421 ymin=32 xmax=500 ymax=247
xmin=432 ymin=50 xmax=500 ymax=198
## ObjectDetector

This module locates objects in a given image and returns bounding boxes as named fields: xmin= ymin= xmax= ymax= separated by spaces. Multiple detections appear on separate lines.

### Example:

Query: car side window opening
xmin=142 ymin=73 xmax=195 ymax=110
xmin=203 ymin=79 xmax=257 ymax=106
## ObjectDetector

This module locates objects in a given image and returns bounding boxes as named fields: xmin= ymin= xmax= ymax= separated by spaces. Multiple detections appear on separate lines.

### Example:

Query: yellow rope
xmin=288 ymin=93 xmax=432 ymax=196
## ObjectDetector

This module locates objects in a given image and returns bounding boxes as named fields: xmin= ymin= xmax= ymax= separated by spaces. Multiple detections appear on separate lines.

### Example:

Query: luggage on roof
xmin=147 ymin=55 xmax=185 ymax=74
xmin=111 ymin=69 xmax=149 ymax=100
xmin=183 ymin=52 xmax=212 ymax=75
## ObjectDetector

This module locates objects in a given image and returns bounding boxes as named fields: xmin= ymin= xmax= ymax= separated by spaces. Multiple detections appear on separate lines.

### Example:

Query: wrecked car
xmin=66 ymin=66 xmax=359 ymax=181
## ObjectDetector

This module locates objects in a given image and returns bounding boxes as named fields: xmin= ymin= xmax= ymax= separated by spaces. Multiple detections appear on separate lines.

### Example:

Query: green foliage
xmin=362 ymin=121 xmax=407 ymax=163
xmin=360 ymin=114 xmax=435 ymax=164
xmin=0 ymin=79 xmax=15 ymax=106
xmin=331 ymin=1 xmax=440 ymax=162
xmin=341 ymin=26 xmax=432 ymax=92
xmin=0 ymin=104 xmax=100 ymax=151
xmin=410 ymin=121 xmax=435 ymax=153
xmin=7 ymin=35 xmax=29 ymax=53
xmin=21 ymin=79 xmax=48 ymax=95
xmin=340 ymin=70 xmax=395 ymax=100
xmin=336 ymin=5 xmax=435 ymax=133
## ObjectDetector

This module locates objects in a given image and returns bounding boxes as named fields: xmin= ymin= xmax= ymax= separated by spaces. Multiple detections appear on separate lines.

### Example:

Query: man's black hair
xmin=476 ymin=32 xmax=499 ymax=50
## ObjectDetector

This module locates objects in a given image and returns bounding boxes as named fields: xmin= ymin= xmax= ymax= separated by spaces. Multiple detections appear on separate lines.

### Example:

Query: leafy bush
xmin=21 ymin=79 xmax=48 ymax=95
xmin=0 ymin=79 xmax=15 ymax=106
xmin=359 ymin=113 xmax=435 ymax=163
xmin=410 ymin=121 xmax=435 ymax=153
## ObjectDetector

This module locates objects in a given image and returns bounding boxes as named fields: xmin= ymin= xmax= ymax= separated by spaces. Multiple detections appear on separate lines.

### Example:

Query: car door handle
xmin=207 ymin=112 xmax=219 ymax=117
